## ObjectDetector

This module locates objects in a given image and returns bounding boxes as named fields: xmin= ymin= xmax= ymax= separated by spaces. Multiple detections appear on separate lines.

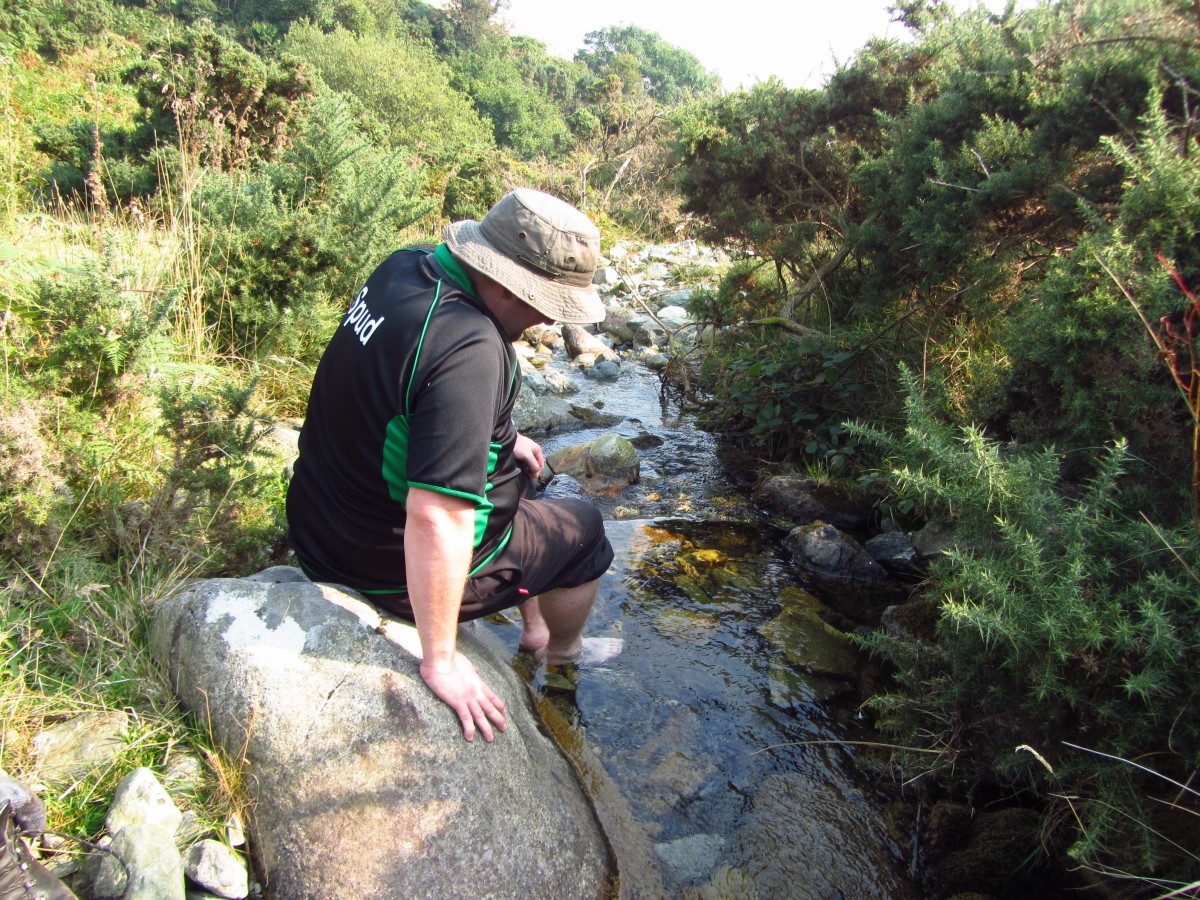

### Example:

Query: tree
xmin=576 ymin=25 xmax=719 ymax=104
xmin=284 ymin=23 xmax=495 ymax=166
xmin=445 ymin=32 xmax=574 ymax=158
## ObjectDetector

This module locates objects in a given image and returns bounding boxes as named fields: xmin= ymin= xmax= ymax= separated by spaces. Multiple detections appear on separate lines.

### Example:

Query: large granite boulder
xmin=149 ymin=569 xmax=613 ymax=900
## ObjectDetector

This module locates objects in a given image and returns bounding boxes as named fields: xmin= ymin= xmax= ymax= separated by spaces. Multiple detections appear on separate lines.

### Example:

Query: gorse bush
xmin=19 ymin=251 xmax=178 ymax=405
xmin=850 ymin=367 xmax=1200 ymax=885
xmin=1000 ymin=94 xmax=1200 ymax=521
xmin=192 ymin=89 xmax=436 ymax=361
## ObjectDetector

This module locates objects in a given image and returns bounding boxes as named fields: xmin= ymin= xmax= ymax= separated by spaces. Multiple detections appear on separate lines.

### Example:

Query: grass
xmin=0 ymin=109 xmax=274 ymax=855
xmin=0 ymin=553 xmax=249 ymax=843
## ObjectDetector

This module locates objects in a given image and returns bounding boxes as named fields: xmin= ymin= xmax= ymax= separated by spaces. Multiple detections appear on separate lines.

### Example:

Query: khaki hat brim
xmin=444 ymin=220 xmax=605 ymax=325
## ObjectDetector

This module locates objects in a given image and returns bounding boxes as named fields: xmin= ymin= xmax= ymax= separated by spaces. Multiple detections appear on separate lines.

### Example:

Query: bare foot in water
xmin=546 ymin=636 xmax=625 ymax=667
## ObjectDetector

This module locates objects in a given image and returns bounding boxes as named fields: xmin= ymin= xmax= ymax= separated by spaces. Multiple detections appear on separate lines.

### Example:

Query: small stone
xmin=186 ymin=840 xmax=249 ymax=899
xmin=107 ymin=767 xmax=183 ymax=836
xmin=225 ymin=813 xmax=245 ymax=848
xmin=100 ymin=823 xmax=185 ymax=900
xmin=32 ymin=711 xmax=130 ymax=784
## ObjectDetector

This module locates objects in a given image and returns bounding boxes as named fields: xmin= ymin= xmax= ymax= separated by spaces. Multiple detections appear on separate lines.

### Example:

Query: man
xmin=286 ymin=189 xmax=615 ymax=743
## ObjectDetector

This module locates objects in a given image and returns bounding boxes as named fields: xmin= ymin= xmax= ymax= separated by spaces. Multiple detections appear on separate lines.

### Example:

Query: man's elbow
xmin=406 ymin=487 xmax=476 ymax=531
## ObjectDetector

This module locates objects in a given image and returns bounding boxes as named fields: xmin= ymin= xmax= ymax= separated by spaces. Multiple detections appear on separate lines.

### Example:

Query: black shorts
xmin=369 ymin=497 xmax=614 ymax=622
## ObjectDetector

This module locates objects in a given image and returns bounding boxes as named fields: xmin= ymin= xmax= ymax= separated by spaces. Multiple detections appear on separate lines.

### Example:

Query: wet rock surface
xmin=783 ymin=522 xmax=907 ymax=623
xmin=718 ymin=773 xmax=915 ymax=899
xmin=547 ymin=434 xmax=640 ymax=494
xmin=755 ymin=474 xmax=874 ymax=531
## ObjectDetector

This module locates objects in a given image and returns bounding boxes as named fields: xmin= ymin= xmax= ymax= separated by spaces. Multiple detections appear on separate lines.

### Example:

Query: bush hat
xmin=444 ymin=189 xmax=605 ymax=324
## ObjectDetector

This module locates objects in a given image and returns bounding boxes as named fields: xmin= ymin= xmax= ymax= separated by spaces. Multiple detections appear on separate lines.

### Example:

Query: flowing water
xmin=482 ymin=363 xmax=918 ymax=898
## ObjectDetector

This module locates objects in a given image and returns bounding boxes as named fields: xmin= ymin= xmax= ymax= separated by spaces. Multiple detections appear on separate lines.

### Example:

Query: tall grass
xmin=0 ymin=96 xmax=288 ymax=850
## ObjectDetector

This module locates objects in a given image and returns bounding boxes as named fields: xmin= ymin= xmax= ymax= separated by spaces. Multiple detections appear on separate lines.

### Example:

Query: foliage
xmin=147 ymin=371 xmax=283 ymax=573
xmin=850 ymin=368 xmax=1200 ymax=884
xmin=672 ymin=37 xmax=933 ymax=304
xmin=190 ymin=88 xmax=436 ymax=360
xmin=698 ymin=322 xmax=865 ymax=469
xmin=212 ymin=0 xmax=395 ymax=41
xmin=576 ymin=24 xmax=720 ymax=103
xmin=16 ymin=252 xmax=177 ymax=405
xmin=0 ymin=552 xmax=251 ymax=842
xmin=125 ymin=21 xmax=310 ymax=173
xmin=0 ymin=0 xmax=118 ymax=57
xmin=447 ymin=34 xmax=574 ymax=159
xmin=0 ymin=385 xmax=68 ymax=565
xmin=283 ymin=22 xmax=494 ymax=167
xmin=674 ymin=0 xmax=1200 ymax=527
xmin=687 ymin=258 xmax=779 ymax=328
xmin=999 ymin=94 xmax=1200 ymax=519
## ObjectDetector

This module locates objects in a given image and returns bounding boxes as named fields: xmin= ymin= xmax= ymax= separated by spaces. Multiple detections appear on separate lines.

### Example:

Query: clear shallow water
xmin=483 ymin=361 xmax=917 ymax=897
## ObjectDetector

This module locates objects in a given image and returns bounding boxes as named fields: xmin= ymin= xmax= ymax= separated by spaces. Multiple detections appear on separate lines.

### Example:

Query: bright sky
xmin=500 ymin=0 xmax=1025 ymax=90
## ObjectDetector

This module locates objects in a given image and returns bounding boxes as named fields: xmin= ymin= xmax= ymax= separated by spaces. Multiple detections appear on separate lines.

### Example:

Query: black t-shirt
xmin=286 ymin=245 xmax=523 ymax=594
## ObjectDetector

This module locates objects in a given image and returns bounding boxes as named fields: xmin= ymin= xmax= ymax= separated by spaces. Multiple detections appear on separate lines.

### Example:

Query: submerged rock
xmin=724 ymin=773 xmax=914 ymax=899
xmin=654 ymin=832 xmax=726 ymax=886
xmin=758 ymin=587 xmax=860 ymax=680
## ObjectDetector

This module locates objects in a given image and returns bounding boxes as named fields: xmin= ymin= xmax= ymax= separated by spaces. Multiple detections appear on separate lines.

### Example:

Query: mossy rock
xmin=758 ymin=588 xmax=860 ymax=679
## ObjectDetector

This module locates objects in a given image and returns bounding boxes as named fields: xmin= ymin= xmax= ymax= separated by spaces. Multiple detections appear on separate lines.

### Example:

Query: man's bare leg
xmin=518 ymin=579 xmax=600 ymax=663
xmin=518 ymin=596 xmax=550 ymax=656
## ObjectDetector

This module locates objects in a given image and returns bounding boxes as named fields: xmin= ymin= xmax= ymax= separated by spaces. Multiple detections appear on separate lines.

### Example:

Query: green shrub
xmin=698 ymin=324 xmax=864 ymax=468
xmin=145 ymin=371 xmax=281 ymax=573
xmin=1001 ymin=95 xmax=1200 ymax=522
xmin=0 ymin=386 xmax=69 ymax=567
xmin=192 ymin=89 xmax=436 ymax=360
xmin=850 ymin=367 xmax=1200 ymax=884
xmin=18 ymin=252 xmax=177 ymax=406
xmin=0 ymin=0 xmax=116 ymax=57
xmin=125 ymin=22 xmax=309 ymax=173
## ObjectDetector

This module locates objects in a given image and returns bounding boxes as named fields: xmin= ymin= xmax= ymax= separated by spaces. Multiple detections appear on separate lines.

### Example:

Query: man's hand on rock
xmin=419 ymin=652 xmax=507 ymax=742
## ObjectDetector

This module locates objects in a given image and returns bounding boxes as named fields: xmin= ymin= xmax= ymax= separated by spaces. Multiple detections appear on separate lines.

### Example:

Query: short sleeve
xmin=403 ymin=322 xmax=505 ymax=503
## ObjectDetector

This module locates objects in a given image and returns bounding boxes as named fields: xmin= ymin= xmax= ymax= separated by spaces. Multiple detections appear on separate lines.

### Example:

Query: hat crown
xmin=479 ymin=189 xmax=598 ymax=288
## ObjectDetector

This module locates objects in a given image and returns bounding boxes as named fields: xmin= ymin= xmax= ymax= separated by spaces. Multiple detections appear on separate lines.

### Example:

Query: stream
xmin=481 ymin=361 xmax=920 ymax=898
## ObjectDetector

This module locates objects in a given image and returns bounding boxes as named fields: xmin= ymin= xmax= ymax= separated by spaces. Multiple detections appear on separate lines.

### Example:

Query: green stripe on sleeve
xmin=382 ymin=415 xmax=413 ymax=504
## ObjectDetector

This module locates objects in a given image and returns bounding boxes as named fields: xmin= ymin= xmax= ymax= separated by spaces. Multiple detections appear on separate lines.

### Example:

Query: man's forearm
xmin=403 ymin=488 xmax=476 ymax=667
xmin=402 ymin=487 xmax=507 ymax=742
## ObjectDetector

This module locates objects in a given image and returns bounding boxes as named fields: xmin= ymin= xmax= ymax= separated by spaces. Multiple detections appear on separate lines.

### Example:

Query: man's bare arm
xmin=404 ymin=487 xmax=507 ymax=742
